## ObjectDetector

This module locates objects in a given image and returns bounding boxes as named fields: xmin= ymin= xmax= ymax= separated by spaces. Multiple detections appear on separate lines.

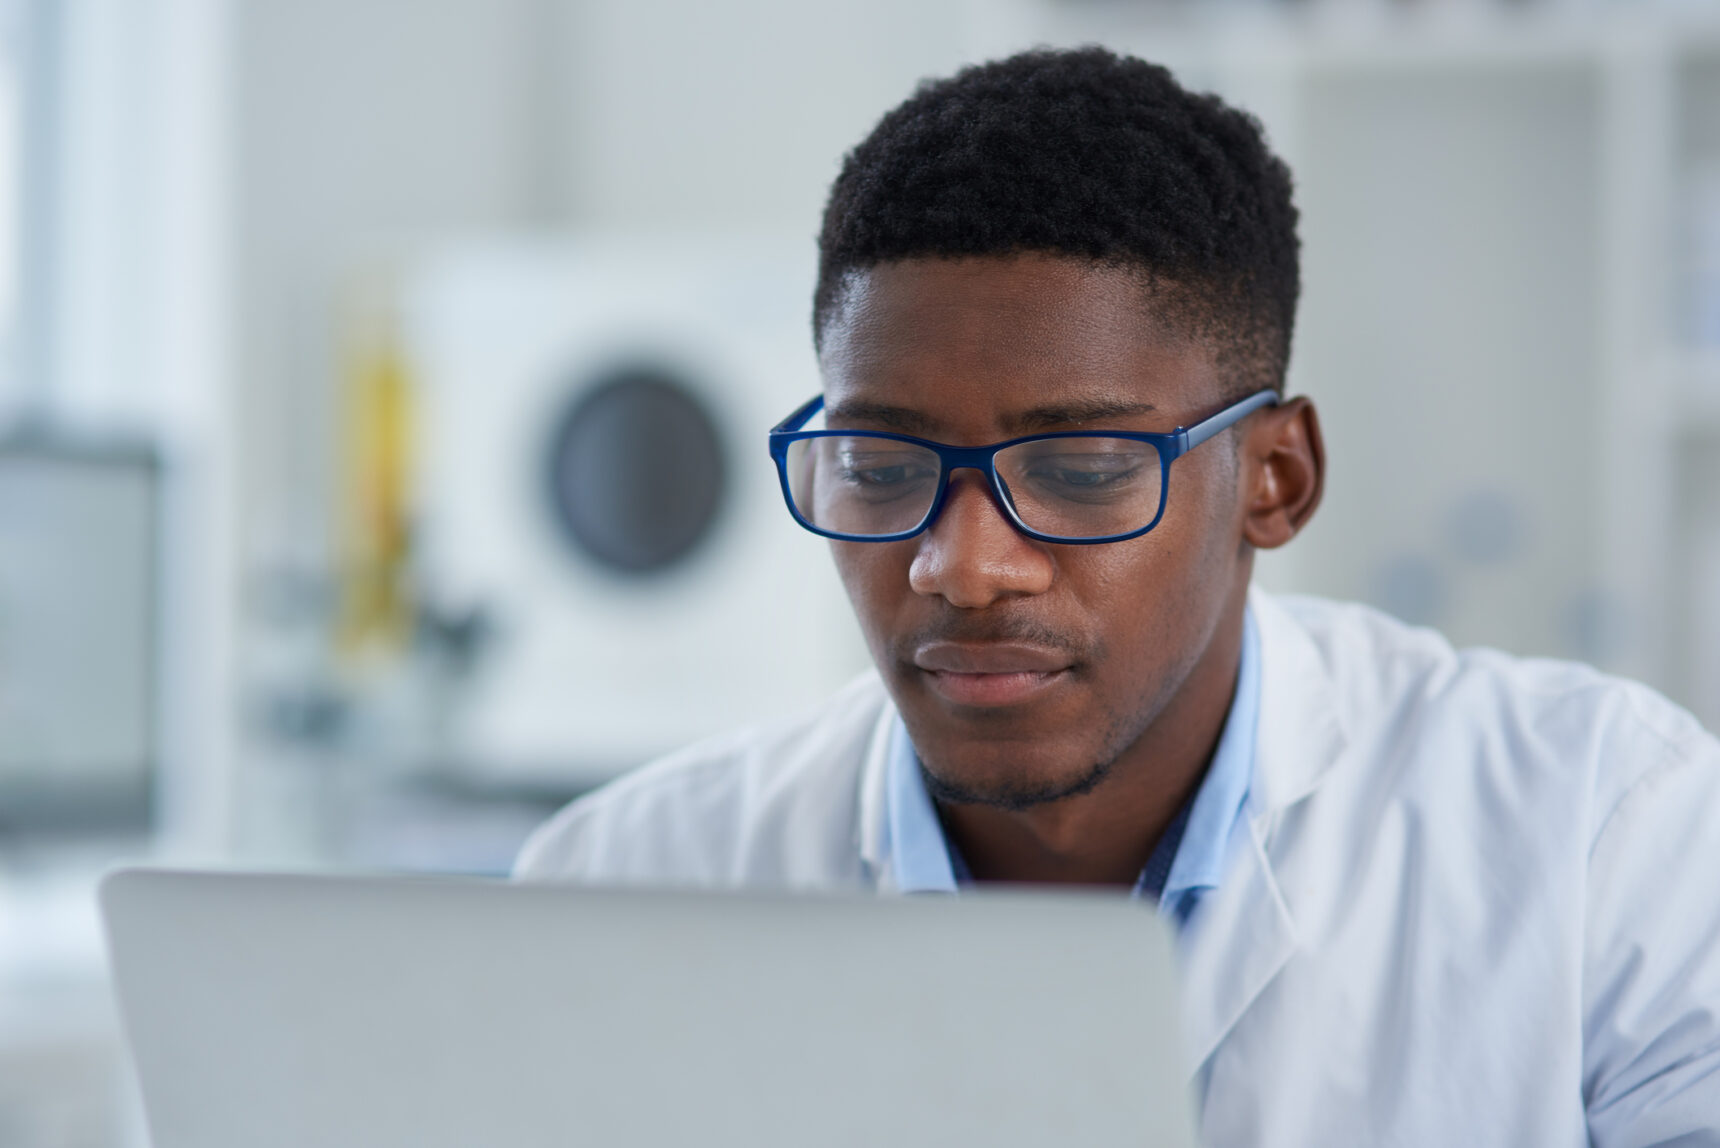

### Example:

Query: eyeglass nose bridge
xmin=918 ymin=445 xmax=1026 ymax=539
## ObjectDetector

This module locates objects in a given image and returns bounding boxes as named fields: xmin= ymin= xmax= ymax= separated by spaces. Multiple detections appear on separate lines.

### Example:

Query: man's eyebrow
xmin=824 ymin=401 xmax=939 ymax=434
xmin=824 ymin=398 xmax=1161 ymax=437
xmin=1007 ymin=400 xmax=1159 ymax=433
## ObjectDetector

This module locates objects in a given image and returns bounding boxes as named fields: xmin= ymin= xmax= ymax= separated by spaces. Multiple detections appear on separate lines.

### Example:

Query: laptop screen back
xmin=101 ymin=870 xmax=1196 ymax=1148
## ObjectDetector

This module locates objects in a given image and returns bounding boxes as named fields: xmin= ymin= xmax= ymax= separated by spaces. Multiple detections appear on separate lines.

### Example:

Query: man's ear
xmin=1241 ymin=395 xmax=1324 ymax=550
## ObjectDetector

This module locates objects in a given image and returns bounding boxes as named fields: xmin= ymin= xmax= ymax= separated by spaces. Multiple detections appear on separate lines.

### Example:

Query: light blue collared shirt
xmin=883 ymin=607 xmax=1262 ymax=928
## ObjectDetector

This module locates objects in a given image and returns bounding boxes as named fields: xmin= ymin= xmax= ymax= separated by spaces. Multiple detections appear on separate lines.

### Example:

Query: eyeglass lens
xmin=784 ymin=435 xmax=1165 ymax=539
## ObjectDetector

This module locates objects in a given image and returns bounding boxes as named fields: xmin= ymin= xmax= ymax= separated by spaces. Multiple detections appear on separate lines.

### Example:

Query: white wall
xmin=230 ymin=0 xmax=554 ymax=580
xmin=558 ymin=0 xmax=1040 ymax=230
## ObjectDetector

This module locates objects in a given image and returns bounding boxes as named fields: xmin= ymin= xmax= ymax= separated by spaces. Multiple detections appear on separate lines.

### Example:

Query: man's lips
xmin=911 ymin=642 xmax=1075 ymax=707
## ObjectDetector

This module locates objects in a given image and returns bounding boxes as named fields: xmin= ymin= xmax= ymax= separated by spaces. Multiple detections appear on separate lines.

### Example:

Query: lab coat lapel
xmin=1177 ymin=817 xmax=1298 ymax=1074
xmin=855 ymin=701 xmax=901 ymax=892
xmin=1177 ymin=588 xmax=1349 ymax=1075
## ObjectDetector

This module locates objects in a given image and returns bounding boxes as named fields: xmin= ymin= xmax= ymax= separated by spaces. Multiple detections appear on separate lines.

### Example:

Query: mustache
xmin=894 ymin=613 xmax=1097 ymax=663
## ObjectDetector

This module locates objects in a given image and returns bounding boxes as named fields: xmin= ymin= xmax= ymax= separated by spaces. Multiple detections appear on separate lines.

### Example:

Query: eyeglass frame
xmin=767 ymin=387 xmax=1281 ymax=545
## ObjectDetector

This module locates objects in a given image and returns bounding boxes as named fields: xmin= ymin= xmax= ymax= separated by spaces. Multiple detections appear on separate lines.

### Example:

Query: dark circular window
xmin=544 ymin=366 xmax=727 ymax=575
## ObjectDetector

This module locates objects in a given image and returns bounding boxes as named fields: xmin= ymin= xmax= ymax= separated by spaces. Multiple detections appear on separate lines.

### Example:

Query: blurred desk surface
xmin=0 ymin=852 xmax=147 ymax=1148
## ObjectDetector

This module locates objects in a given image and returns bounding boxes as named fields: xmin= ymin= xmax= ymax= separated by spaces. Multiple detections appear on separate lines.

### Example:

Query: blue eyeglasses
xmin=768 ymin=389 xmax=1279 ymax=545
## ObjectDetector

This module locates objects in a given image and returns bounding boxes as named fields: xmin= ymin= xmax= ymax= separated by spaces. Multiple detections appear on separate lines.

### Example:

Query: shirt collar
xmin=1158 ymin=605 xmax=1261 ymax=921
xmin=883 ymin=606 xmax=1262 ymax=919
xmin=884 ymin=715 xmax=961 ymax=894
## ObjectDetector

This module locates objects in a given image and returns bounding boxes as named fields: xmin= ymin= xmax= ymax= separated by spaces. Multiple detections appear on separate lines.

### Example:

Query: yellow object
xmin=336 ymin=282 xmax=414 ymax=659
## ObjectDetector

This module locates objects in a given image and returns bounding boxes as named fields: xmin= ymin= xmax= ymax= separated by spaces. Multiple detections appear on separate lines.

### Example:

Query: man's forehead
xmin=822 ymin=256 xmax=1175 ymax=363
xmin=817 ymin=256 xmax=1218 ymax=435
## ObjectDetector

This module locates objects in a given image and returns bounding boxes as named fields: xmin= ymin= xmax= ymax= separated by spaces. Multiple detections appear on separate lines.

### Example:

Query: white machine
xmin=100 ymin=869 xmax=1196 ymax=1148
xmin=401 ymin=235 xmax=868 ymax=788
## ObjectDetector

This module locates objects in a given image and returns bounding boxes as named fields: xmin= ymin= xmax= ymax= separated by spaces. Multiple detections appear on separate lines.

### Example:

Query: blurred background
xmin=2 ymin=0 xmax=1720 ymax=1142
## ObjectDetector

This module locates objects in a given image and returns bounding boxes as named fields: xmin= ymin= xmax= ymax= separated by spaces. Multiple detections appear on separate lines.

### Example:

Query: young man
xmin=516 ymin=49 xmax=1720 ymax=1144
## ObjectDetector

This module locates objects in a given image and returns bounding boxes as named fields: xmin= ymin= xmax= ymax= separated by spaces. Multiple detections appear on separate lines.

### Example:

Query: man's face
xmin=817 ymin=254 xmax=1253 ymax=809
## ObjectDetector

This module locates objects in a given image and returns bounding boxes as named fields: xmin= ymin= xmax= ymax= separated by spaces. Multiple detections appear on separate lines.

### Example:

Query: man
xmin=516 ymin=48 xmax=1720 ymax=1144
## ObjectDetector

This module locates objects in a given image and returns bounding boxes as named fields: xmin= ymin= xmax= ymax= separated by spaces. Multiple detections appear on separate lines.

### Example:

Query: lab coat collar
xmin=1244 ymin=585 xmax=1350 ymax=818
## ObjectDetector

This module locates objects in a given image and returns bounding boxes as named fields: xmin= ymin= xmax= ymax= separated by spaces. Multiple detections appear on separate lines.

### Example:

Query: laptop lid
xmin=101 ymin=869 xmax=1196 ymax=1148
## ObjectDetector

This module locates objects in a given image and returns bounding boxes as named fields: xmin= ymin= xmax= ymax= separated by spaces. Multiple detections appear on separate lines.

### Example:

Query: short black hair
xmin=814 ymin=46 xmax=1300 ymax=395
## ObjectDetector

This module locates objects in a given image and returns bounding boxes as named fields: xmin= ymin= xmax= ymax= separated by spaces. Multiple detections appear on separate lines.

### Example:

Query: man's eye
xmin=835 ymin=455 xmax=934 ymax=487
xmin=842 ymin=467 xmax=905 ymax=486
xmin=1024 ymin=457 xmax=1143 ymax=488
xmin=1036 ymin=466 xmax=1133 ymax=487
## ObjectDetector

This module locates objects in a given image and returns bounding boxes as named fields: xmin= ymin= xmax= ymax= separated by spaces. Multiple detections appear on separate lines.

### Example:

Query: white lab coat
xmin=515 ymin=589 xmax=1720 ymax=1146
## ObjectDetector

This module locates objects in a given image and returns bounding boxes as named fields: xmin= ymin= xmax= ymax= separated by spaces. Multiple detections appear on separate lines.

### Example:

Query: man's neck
xmin=935 ymin=604 xmax=1247 ymax=887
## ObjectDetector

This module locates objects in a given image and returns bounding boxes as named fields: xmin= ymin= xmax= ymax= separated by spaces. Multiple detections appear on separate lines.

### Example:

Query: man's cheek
xmin=829 ymin=543 xmax=876 ymax=612
xmin=829 ymin=546 xmax=903 ymax=653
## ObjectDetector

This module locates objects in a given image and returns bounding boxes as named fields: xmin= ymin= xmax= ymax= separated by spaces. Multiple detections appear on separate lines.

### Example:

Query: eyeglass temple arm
xmin=773 ymin=390 xmax=1276 ymax=445
xmin=1180 ymin=389 xmax=1280 ymax=453
xmin=772 ymin=394 xmax=826 ymax=435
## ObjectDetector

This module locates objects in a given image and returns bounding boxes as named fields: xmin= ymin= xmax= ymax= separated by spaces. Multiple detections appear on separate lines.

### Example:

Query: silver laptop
xmin=100 ymin=869 xmax=1196 ymax=1148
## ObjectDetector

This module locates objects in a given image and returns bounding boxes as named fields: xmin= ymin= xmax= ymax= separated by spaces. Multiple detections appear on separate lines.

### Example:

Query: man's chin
xmin=919 ymin=757 xmax=1115 ymax=813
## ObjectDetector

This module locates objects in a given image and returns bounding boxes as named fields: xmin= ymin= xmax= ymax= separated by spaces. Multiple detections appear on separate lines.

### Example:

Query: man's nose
xmin=908 ymin=469 xmax=1055 ymax=608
